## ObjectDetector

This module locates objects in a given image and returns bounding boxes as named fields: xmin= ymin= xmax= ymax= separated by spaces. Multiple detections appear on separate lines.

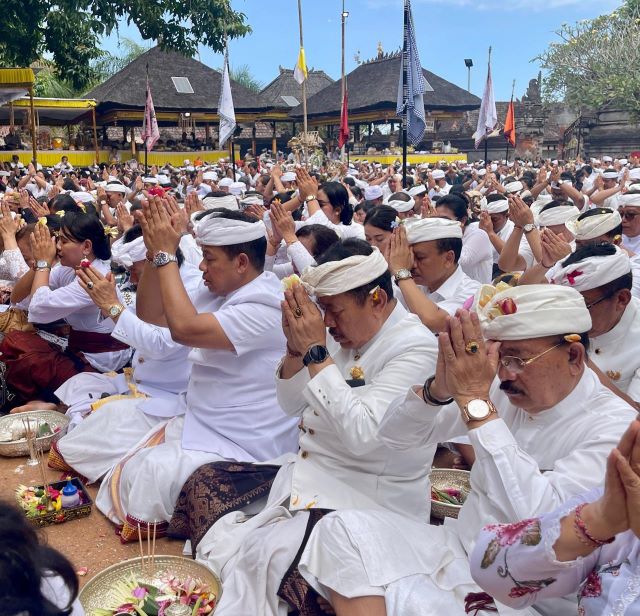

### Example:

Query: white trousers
xmin=57 ymin=397 xmax=165 ymax=482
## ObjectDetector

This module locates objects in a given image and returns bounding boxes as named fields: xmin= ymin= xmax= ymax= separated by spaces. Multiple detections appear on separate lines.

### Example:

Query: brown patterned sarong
xmin=167 ymin=461 xmax=281 ymax=555
xmin=278 ymin=508 xmax=335 ymax=616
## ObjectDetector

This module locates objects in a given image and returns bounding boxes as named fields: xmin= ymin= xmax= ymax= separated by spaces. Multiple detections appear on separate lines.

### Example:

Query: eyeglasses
xmin=620 ymin=210 xmax=639 ymax=221
xmin=499 ymin=342 xmax=564 ymax=374
xmin=585 ymin=292 xmax=614 ymax=309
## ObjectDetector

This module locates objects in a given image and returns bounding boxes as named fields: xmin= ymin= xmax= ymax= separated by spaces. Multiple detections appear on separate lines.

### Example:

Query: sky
xmin=102 ymin=0 xmax=621 ymax=101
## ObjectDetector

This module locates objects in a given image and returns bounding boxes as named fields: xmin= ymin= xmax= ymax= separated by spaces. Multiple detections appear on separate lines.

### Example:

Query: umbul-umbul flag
xmin=218 ymin=47 xmax=236 ymax=148
xmin=473 ymin=53 xmax=498 ymax=149
xmin=141 ymin=78 xmax=160 ymax=151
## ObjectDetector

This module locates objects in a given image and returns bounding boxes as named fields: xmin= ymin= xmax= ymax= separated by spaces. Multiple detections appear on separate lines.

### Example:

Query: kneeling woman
xmin=1 ymin=212 xmax=130 ymax=403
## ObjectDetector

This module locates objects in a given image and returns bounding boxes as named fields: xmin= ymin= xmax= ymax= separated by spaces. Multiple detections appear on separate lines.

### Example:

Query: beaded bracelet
xmin=573 ymin=503 xmax=615 ymax=547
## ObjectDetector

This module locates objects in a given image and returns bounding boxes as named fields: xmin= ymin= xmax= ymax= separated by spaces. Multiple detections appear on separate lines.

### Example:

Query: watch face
xmin=467 ymin=399 xmax=491 ymax=420
xmin=153 ymin=252 xmax=169 ymax=266
xmin=109 ymin=305 xmax=121 ymax=317
xmin=36 ymin=260 xmax=49 ymax=268
xmin=309 ymin=345 xmax=329 ymax=363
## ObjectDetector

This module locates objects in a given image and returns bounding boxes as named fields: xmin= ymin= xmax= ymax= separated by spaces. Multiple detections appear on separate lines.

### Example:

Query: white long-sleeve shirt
xmin=379 ymin=368 xmax=636 ymax=553
xmin=264 ymin=240 xmax=316 ymax=279
xmin=460 ymin=224 xmax=493 ymax=283
xmin=273 ymin=302 xmax=439 ymax=518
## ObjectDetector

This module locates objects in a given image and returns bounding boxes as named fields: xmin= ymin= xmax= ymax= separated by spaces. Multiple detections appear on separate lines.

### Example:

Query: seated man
xmin=298 ymin=285 xmax=636 ymax=616
xmin=387 ymin=217 xmax=481 ymax=333
xmin=550 ymin=244 xmax=640 ymax=408
xmin=94 ymin=203 xmax=300 ymax=541
xmin=190 ymin=239 xmax=439 ymax=615
xmin=49 ymin=230 xmax=202 ymax=481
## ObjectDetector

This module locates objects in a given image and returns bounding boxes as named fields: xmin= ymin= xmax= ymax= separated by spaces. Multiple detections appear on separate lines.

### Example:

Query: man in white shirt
xmin=428 ymin=169 xmax=451 ymax=199
xmin=193 ymin=239 xmax=439 ymax=616
xmin=388 ymin=217 xmax=481 ymax=333
xmin=298 ymin=284 xmax=636 ymax=616
xmin=54 ymin=156 xmax=74 ymax=172
xmin=620 ymin=190 xmax=640 ymax=254
xmin=93 ymin=205 xmax=299 ymax=542
xmin=476 ymin=194 xmax=515 ymax=276
xmin=550 ymin=244 xmax=640 ymax=406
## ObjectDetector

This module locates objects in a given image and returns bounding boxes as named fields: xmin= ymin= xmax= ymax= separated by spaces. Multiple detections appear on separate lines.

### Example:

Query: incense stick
xmin=137 ymin=523 xmax=145 ymax=571
xmin=151 ymin=522 xmax=157 ymax=569
xmin=147 ymin=522 xmax=151 ymax=575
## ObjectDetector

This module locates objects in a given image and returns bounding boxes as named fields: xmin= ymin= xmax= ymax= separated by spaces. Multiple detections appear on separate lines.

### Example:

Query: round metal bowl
xmin=0 ymin=410 xmax=69 ymax=457
xmin=79 ymin=555 xmax=222 ymax=615
xmin=430 ymin=468 xmax=471 ymax=520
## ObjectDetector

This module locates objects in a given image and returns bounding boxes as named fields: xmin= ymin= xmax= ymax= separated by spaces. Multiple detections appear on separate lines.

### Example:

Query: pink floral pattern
xmin=485 ymin=518 xmax=540 ymax=548
xmin=580 ymin=569 xmax=603 ymax=599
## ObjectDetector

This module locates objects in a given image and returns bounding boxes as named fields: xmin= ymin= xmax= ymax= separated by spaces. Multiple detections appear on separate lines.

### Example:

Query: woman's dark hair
xmin=199 ymin=209 xmax=266 ymax=270
xmin=61 ymin=212 xmax=111 ymax=260
xmin=319 ymin=181 xmax=353 ymax=226
xmin=295 ymin=224 xmax=340 ymax=258
xmin=0 ymin=502 xmax=79 ymax=615
xmin=436 ymin=194 xmax=469 ymax=222
xmin=539 ymin=199 xmax=572 ymax=214
xmin=363 ymin=205 xmax=397 ymax=232
xmin=575 ymin=208 xmax=622 ymax=239
xmin=315 ymin=238 xmax=393 ymax=304
xmin=48 ymin=194 xmax=84 ymax=216
xmin=61 ymin=179 xmax=78 ymax=192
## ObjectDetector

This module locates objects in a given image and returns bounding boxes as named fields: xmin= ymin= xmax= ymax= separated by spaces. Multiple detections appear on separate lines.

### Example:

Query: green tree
xmin=0 ymin=0 xmax=250 ymax=91
xmin=228 ymin=64 xmax=263 ymax=93
xmin=536 ymin=0 xmax=640 ymax=115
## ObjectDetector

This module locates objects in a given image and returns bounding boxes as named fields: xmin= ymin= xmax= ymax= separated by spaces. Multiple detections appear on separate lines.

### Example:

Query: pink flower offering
xmin=80 ymin=258 xmax=91 ymax=268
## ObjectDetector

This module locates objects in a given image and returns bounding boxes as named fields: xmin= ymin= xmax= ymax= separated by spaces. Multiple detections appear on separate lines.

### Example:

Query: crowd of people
xmin=0 ymin=148 xmax=639 ymax=615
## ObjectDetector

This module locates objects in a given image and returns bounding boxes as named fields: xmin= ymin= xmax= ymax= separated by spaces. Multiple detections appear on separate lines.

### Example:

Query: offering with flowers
xmin=93 ymin=572 xmax=218 ymax=616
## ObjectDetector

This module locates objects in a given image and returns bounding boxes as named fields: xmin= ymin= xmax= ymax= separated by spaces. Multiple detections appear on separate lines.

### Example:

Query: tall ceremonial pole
xmin=341 ymin=0 xmax=347 ymax=162
xmin=297 ymin=0 xmax=308 ymax=163
xmin=401 ymin=0 xmax=408 ymax=188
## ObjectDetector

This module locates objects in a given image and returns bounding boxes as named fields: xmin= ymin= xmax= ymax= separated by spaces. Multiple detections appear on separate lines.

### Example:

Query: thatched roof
xmin=261 ymin=67 xmax=334 ymax=109
xmin=290 ymin=53 xmax=480 ymax=119
xmin=86 ymin=46 xmax=272 ymax=113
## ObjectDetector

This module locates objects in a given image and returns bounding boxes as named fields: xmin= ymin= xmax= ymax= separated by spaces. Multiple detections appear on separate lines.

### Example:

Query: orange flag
xmin=504 ymin=100 xmax=516 ymax=147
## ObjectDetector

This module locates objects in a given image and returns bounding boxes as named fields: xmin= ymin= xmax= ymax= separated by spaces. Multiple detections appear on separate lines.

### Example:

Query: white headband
xmin=551 ymin=248 xmax=631 ymax=292
xmin=386 ymin=196 xmax=415 ymax=213
xmin=240 ymin=195 xmax=264 ymax=207
xmin=111 ymin=236 xmax=147 ymax=268
xmin=194 ymin=213 xmax=266 ymax=246
xmin=618 ymin=192 xmax=640 ymax=208
xmin=481 ymin=199 xmax=509 ymax=214
xmin=536 ymin=205 xmax=581 ymax=227
xmin=405 ymin=217 xmax=463 ymax=244
xmin=105 ymin=183 xmax=127 ymax=194
xmin=478 ymin=284 xmax=592 ymax=341
xmin=202 ymin=194 xmax=239 ymax=211
xmin=504 ymin=181 xmax=523 ymax=194
xmin=301 ymin=248 xmax=388 ymax=297
xmin=565 ymin=210 xmax=622 ymax=241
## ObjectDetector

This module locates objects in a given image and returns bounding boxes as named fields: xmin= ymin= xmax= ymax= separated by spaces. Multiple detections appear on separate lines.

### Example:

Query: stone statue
xmin=377 ymin=42 xmax=384 ymax=59
xmin=523 ymin=76 xmax=541 ymax=103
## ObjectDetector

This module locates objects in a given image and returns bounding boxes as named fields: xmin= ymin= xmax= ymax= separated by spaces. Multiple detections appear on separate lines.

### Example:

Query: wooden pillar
xmin=205 ymin=123 xmax=210 ymax=147
xmin=251 ymin=124 xmax=257 ymax=158
xmin=28 ymin=87 xmax=37 ymax=164
xmin=272 ymin=122 xmax=277 ymax=156
xmin=130 ymin=127 xmax=136 ymax=158
xmin=91 ymin=107 xmax=99 ymax=165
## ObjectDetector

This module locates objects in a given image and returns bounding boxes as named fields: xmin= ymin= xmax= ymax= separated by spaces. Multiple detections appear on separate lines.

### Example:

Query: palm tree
xmin=227 ymin=64 xmax=263 ymax=92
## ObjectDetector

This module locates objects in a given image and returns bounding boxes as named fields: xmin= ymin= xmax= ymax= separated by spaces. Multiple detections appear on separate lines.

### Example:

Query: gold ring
xmin=465 ymin=341 xmax=479 ymax=355
xmin=294 ymin=307 xmax=303 ymax=318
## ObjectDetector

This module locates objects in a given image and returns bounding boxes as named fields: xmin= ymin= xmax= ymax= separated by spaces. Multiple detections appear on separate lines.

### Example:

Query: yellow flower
xmin=282 ymin=274 xmax=301 ymax=291
xmin=38 ymin=217 xmax=48 ymax=227
xmin=104 ymin=225 xmax=118 ymax=238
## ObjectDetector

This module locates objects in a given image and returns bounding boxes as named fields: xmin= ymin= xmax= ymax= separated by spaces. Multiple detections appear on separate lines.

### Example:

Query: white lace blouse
xmin=470 ymin=488 xmax=640 ymax=615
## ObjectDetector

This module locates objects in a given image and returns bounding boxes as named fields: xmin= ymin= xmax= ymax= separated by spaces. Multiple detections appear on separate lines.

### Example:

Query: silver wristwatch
xmin=394 ymin=268 xmax=413 ymax=282
xmin=152 ymin=251 xmax=178 ymax=268
xmin=522 ymin=223 xmax=535 ymax=233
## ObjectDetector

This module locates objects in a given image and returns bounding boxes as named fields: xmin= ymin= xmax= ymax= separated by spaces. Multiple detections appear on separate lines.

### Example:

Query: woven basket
xmin=0 ymin=410 xmax=69 ymax=457
xmin=79 ymin=555 xmax=222 ymax=615
xmin=430 ymin=468 xmax=471 ymax=520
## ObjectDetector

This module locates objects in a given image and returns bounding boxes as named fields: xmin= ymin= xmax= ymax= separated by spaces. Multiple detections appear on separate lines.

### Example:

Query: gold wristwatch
xmin=461 ymin=399 xmax=497 ymax=423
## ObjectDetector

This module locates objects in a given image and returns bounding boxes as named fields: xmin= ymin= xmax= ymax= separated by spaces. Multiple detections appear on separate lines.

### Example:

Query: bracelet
xmin=573 ymin=503 xmax=615 ymax=547
xmin=286 ymin=344 xmax=302 ymax=358
xmin=422 ymin=376 xmax=454 ymax=406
